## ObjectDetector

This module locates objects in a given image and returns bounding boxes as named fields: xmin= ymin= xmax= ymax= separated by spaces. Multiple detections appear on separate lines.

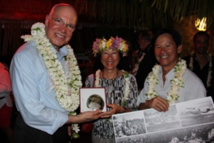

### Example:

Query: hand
xmin=67 ymin=109 xmax=102 ymax=124
xmin=145 ymin=96 xmax=169 ymax=112
xmin=101 ymin=104 xmax=125 ymax=118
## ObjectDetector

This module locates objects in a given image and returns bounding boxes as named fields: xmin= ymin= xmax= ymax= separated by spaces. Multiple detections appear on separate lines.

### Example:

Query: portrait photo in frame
xmin=80 ymin=87 xmax=107 ymax=112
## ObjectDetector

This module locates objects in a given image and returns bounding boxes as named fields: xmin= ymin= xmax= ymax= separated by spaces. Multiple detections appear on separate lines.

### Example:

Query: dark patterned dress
xmin=85 ymin=72 xmax=138 ymax=143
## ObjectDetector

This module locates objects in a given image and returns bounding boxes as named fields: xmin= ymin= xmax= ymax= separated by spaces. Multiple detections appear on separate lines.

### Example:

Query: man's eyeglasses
xmin=53 ymin=18 xmax=76 ymax=31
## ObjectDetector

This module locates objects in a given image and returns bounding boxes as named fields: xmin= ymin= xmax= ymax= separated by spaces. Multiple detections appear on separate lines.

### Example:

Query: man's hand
xmin=139 ymin=96 xmax=169 ymax=112
xmin=67 ymin=109 xmax=102 ymax=124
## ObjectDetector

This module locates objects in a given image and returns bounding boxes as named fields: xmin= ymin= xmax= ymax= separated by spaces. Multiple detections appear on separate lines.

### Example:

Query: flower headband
xmin=92 ymin=37 xmax=129 ymax=57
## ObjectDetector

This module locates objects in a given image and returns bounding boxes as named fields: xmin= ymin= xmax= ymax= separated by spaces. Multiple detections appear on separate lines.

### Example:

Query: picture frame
xmin=79 ymin=87 xmax=107 ymax=112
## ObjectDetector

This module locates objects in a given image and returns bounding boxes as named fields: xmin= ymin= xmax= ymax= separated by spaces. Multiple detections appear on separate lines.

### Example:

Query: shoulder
xmin=0 ymin=63 xmax=9 ymax=74
xmin=13 ymin=41 xmax=38 ymax=61
xmin=184 ymin=68 xmax=204 ymax=85
xmin=10 ymin=41 xmax=42 ymax=71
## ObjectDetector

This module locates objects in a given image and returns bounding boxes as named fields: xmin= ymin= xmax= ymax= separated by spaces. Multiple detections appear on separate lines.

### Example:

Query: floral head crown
xmin=92 ymin=37 xmax=129 ymax=57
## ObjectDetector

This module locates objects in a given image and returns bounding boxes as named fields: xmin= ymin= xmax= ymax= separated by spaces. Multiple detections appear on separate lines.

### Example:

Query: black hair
xmin=193 ymin=31 xmax=210 ymax=42
xmin=138 ymin=30 xmax=153 ymax=42
xmin=151 ymin=28 xmax=182 ymax=47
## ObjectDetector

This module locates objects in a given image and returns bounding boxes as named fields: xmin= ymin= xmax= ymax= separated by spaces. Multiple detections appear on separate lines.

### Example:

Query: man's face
xmin=138 ymin=35 xmax=149 ymax=51
xmin=194 ymin=35 xmax=209 ymax=55
xmin=45 ymin=6 xmax=77 ymax=48
xmin=154 ymin=33 xmax=182 ymax=72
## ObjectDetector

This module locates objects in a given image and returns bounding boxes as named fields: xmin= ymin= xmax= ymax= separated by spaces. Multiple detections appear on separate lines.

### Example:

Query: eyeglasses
xmin=53 ymin=18 xmax=76 ymax=31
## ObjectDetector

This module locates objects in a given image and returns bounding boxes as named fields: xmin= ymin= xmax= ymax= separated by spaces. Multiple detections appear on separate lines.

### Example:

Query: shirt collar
xmin=52 ymin=45 xmax=68 ymax=60
xmin=159 ymin=65 xmax=175 ymax=81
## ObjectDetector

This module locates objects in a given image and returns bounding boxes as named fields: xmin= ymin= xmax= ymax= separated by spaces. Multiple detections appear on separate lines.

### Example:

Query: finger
xmin=155 ymin=101 xmax=168 ymax=112
xmin=93 ymin=109 xmax=102 ymax=114
xmin=101 ymin=115 xmax=111 ymax=118
xmin=101 ymin=113 xmax=112 ymax=118
xmin=157 ymin=97 xmax=169 ymax=105
xmin=154 ymin=97 xmax=169 ymax=110
xmin=106 ymin=104 xmax=114 ymax=108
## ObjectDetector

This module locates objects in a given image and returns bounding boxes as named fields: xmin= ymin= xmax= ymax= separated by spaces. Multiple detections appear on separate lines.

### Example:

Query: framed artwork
xmin=80 ymin=87 xmax=107 ymax=112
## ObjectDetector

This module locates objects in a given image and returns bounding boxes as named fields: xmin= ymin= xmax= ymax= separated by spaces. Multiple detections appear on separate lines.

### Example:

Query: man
xmin=184 ymin=31 xmax=214 ymax=99
xmin=137 ymin=29 xmax=206 ymax=111
xmin=10 ymin=3 xmax=102 ymax=143
xmin=132 ymin=30 xmax=157 ymax=92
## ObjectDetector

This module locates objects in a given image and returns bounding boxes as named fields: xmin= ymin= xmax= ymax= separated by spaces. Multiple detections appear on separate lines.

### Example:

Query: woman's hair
xmin=151 ymin=28 xmax=182 ymax=47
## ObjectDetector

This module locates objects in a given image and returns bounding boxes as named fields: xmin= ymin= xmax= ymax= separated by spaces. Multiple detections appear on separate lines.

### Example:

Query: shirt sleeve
xmin=10 ymin=48 xmax=68 ymax=135
xmin=136 ymin=80 xmax=148 ymax=107
xmin=183 ymin=70 xmax=206 ymax=101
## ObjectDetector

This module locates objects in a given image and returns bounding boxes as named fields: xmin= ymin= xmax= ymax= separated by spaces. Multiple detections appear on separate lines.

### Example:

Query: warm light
xmin=195 ymin=17 xmax=207 ymax=31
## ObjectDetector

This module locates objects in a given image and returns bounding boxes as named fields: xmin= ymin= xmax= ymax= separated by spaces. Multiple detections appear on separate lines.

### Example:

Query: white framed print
xmin=80 ymin=87 xmax=107 ymax=112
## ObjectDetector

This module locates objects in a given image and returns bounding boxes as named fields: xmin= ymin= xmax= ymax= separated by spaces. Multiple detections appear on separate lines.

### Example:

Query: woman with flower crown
xmin=85 ymin=37 xmax=138 ymax=143
xmin=137 ymin=29 xmax=206 ymax=112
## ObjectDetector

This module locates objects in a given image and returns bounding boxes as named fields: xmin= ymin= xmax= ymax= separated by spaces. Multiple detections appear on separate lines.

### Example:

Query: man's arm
xmin=67 ymin=110 xmax=102 ymax=124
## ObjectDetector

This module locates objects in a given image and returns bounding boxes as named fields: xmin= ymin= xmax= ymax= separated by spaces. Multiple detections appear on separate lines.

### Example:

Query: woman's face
xmin=101 ymin=49 xmax=120 ymax=70
xmin=154 ymin=33 xmax=182 ymax=72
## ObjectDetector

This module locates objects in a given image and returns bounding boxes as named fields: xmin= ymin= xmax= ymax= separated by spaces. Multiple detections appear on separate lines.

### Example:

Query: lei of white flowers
xmin=146 ymin=59 xmax=186 ymax=104
xmin=21 ymin=22 xmax=82 ymax=133
xmin=94 ymin=69 xmax=130 ymax=104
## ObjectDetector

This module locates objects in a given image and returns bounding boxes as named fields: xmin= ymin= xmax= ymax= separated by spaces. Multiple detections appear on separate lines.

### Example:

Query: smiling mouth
xmin=160 ymin=55 xmax=168 ymax=59
xmin=56 ymin=33 xmax=65 ymax=39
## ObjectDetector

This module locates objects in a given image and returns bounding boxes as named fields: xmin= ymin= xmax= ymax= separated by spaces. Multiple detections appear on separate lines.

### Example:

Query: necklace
xmin=146 ymin=59 xmax=186 ymax=104
xmin=189 ymin=53 xmax=212 ymax=87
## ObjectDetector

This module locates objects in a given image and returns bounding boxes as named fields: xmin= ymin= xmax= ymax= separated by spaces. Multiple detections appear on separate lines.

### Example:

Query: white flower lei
xmin=21 ymin=22 xmax=82 ymax=133
xmin=94 ymin=69 xmax=130 ymax=105
xmin=146 ymin=59 xmax=186 ymax=104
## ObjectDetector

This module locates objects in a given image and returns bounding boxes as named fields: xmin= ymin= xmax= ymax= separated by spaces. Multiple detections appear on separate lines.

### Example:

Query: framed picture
xmin=80 ymin=87 xmax=107 ymax=112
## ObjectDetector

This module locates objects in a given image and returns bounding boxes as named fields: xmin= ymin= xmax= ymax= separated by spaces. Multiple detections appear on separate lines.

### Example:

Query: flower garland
xmin=189 ymin=53 xmax=212 ymax=87
xmin=94 ymin=69 xmax=130 ymax=105
xmin=92 ymin=37 xmax=129 ymax=57
xmin=146 ymin=59 xmax=186 ymax=104
xmin=21 ymin=22 xmax=82 ymax=134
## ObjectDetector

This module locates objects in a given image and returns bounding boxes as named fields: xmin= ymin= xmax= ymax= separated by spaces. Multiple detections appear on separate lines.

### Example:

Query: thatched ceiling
xmin=0 ymin=0 xmax=214 ymax=30
xmin=75 ymin=0 xmax=214 ymax=30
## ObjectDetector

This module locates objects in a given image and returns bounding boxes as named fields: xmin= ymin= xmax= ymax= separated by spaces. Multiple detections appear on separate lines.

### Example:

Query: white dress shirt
xmin=10 ymin=41 xmax=70 ymax=134
xmin=137 ymin=65 xmax=206 ymax=106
